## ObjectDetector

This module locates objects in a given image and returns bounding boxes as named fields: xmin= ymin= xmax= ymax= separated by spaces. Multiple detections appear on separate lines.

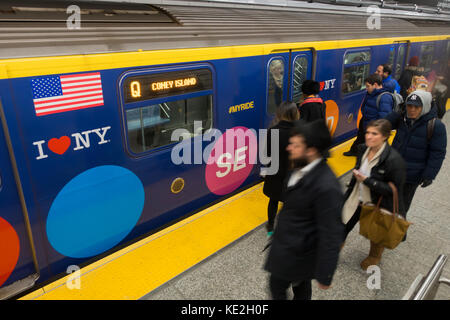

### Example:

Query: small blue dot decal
xmin=46 ymin=165 xmax=145 ymax=258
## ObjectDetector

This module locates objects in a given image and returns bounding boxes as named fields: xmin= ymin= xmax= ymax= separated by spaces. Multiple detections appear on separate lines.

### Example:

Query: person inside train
xmin=342 ymin=72 xmax=352 ymax=94
xmin=384 ymin=90 xmax=447 ymax=226
xmin=341 ymin=119 xmax=406 ymax=270
xmin=398 ymin=56 xmax=424 ymax=101
xmin=262 ymin=101 xmax=299 ymax=236
xmin=376 ymin=64 xmax=401 ymax=94
xmin=264 ymin=119 xmax=344 ymax=300
xmin=343 ymin=74 xmax=394 ymax=157
xmin=297 ymin=80 xmax=326 ymax=122
xmin=427 ymin=60 xmax=448 ymax=116
xmin=268 ymin=60 xmax=284 ymax=113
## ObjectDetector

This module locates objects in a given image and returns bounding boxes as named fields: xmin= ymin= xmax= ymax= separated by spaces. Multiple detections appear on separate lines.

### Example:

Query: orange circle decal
xmin=325 ymin=100 xmax=339 ymax=137
xmin=0 ymin=217 xmax=20 ymax=287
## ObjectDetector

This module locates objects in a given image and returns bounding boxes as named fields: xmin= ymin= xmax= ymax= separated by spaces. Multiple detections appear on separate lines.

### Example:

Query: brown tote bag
xmin=359 ymin=182 xmax=412 ymax=249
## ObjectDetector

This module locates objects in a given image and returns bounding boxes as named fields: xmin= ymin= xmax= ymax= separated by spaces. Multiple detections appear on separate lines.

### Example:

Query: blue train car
xmin=0 ymin=0 xmax=449 ymax=298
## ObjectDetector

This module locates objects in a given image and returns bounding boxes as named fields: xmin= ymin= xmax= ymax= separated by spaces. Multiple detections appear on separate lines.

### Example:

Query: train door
xmin=264 ymin=49 xmax=313 ymax=129
xmin=392 ymin=42 xmax=408 ymax=80
xmin=0 ymin=98 xmax=39 ymax=299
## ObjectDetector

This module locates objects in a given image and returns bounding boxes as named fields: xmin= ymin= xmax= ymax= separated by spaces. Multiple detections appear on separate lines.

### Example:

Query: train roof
xmin=0 ymin=0 xmax=449 ymax=59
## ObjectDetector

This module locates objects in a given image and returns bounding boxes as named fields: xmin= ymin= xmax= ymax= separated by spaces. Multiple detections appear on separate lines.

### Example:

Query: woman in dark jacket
xmin=263 ymin=101 xmax=299 ymax=235
xmin=341 ymin=119 xmax=406 ymax=270
xmin=297 ymin=80 xmax=325 ymax=122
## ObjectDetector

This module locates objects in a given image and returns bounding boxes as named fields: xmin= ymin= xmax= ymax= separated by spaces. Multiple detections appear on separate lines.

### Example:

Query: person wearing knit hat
xmin=264 ymin=119 xmax=344 ymax=300
xmin=385 ymin=90 xmax=447 ymax=230
xmin=398 ymin=56 xmax=424 ymax=101
xmin=298 ymin=80 xmax=326 ymax=122
xmin=408 ymin=56 xmax=419 ymax=67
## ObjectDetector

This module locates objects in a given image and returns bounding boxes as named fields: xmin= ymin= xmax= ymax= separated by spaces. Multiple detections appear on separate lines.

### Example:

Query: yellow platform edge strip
xmin=1 ymin=35 xmax=448 ymax=80
xmin=19 ymin=136 xmax=359 ymax=300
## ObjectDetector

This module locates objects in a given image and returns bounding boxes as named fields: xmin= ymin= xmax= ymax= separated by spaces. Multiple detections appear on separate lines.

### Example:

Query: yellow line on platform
xmin=18 ymin=132 xmax=394 ymax=300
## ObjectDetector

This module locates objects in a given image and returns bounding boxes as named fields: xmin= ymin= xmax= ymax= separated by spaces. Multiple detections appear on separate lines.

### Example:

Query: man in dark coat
xmin=344 ymin=74 xmax=394 ymax=156
xmin=297 ymin=80 xmax=326 ymax=122
xmin=264 ymin=120 xmax=344 ymax=300
xmin=385 ymin=90 xmax=447 ymax=216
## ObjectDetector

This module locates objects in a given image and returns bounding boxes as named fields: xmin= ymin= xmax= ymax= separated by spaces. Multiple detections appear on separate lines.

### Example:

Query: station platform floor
xmin=20 ymin=105 xmax=450 ymax=300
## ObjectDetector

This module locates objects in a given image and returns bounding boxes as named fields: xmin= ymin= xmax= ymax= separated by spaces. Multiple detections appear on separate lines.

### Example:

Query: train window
xmin=292 ymin=56 xmax=308 ymax=103
xmin=126 ymin=95 xmax=212 ymax=153
xmin=420 ymin=44 xmax=435 ymax=73
xmin=342 ymin=50 xmax=371 ymax=94
xmin=395 ymin=46 xmax=406 ymax=80
xmin=343 ymin=51 xmax=370 ymax=65
xmin=267 ymin=59 xmax=284 ymax=114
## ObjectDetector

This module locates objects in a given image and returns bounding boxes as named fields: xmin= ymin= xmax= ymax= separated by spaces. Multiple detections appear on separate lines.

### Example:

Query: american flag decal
xmin=31 ymin=72 xmax=104 ymax=116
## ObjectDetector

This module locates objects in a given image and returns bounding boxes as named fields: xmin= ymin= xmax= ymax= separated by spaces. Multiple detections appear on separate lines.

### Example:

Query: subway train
xmin=0 ymin=0 xmax=449 ymax=298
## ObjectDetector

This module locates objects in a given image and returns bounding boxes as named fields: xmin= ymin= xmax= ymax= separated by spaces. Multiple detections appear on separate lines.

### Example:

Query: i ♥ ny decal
xmin=32 ymin=126 xmax=111 ymax=160
xmin=48 ymin=136 xmax=71 ymax=155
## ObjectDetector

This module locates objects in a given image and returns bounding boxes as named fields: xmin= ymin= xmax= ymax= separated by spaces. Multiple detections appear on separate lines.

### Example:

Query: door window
xmin=267 ymin=59 xmax=284 ymax=114
xmin=420 ymin=44 xmax=435 ymax=73
xmin=291 ymin=56 xmax=308 ymax=103
xmin=395 ymin=46 xmax=406 ymax=80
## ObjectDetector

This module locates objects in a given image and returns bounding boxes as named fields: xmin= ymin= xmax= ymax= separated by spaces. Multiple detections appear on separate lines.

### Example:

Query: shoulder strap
xmin=427 ymin=118 xmax=436 ymax=142
xmin=387 ymin=182 xmax=399 ymax=220
xmin=300 ymin=97 xmax=323 ymax=106
xmin=376 ymin=91 xmax=391 ymax=110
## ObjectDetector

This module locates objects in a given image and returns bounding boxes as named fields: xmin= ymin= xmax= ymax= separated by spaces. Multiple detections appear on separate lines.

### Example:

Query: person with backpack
xmin=297 ymin=80 xmax=326 ymax=122
xmin=376 ymin=64 xmax=401 ymax=94
xmin=385 ymin=90 xmax=447 ymax=221
xmin=344 ymin=74 xmax=394 ymax=157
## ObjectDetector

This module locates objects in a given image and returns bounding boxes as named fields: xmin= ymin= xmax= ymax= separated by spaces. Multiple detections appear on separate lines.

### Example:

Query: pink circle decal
xmin=0 ymin=217 xmax=20 ymax=288
xmin=205 ymin=126 xmax=258 ymax=195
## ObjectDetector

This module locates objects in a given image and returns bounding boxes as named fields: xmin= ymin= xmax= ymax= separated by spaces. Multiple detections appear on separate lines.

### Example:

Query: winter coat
xmin=385 ymin=96 xmax=447 ymax=184
xmin=398 ymin=67 xmax=422 ymax=101
xmin=264 ymin=160 xmax=344 ymax=286
xmin=263 ymin=120 xmax=295 ymax=200
xmin=344 ymin=143 xmax=407 ymax=216
xmin=383 ymin=75 xmax=401 ymax=94
xmin=361 ymin=88 xmax=394 ymax=128
xmin=298 ymin=97 xmax=325 ymax=122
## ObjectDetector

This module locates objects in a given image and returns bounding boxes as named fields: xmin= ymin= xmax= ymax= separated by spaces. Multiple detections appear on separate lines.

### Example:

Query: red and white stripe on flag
xmin=33 ymin=72 xmax=104 ymax=116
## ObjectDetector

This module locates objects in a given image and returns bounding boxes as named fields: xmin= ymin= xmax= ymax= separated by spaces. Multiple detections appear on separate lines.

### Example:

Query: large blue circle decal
xmin=46 ymin=165 xmax=145 ymax=258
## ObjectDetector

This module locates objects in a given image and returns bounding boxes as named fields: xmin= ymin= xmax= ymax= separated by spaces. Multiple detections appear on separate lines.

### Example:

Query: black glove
xmin=420 ymin=179 xmax=433 ymax=188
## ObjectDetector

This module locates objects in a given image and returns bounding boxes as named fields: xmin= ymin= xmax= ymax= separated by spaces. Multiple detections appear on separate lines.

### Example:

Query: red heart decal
xmin=48 ymin=136 xmax=71 ymax=155
xmin=320 ymin=81 xmax=325 ymax=91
